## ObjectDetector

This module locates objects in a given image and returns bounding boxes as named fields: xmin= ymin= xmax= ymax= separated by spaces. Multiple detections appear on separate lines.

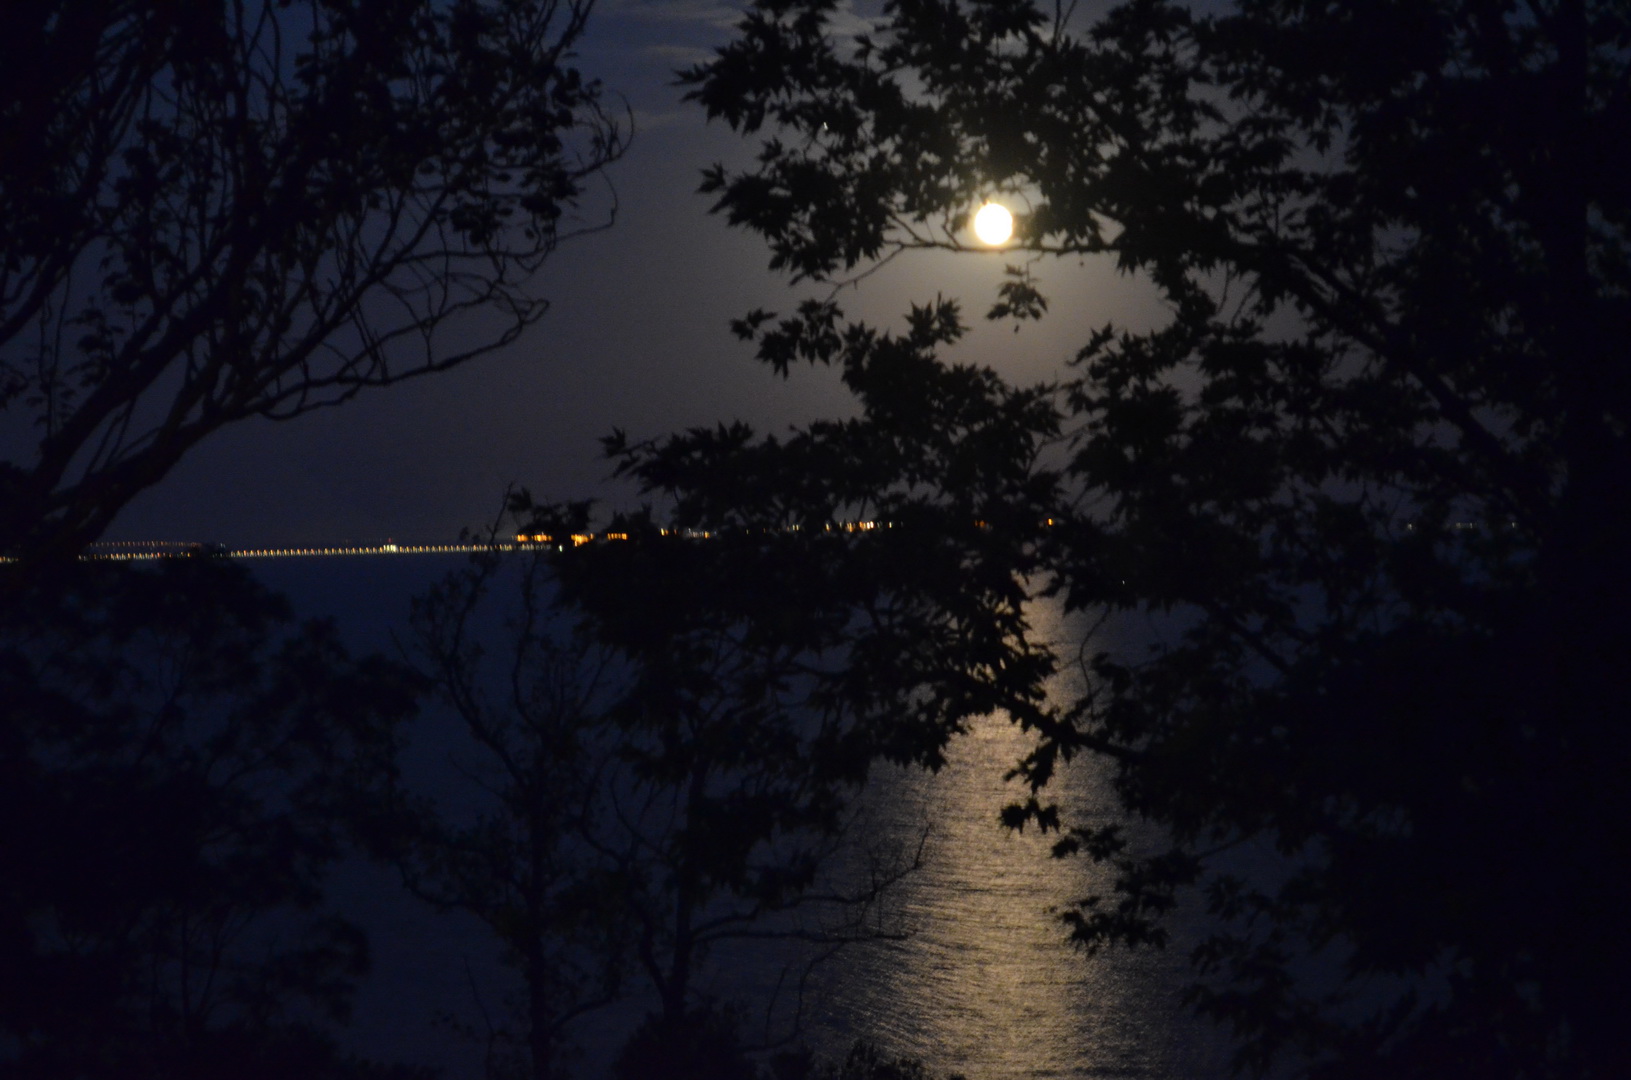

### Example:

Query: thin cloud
xmin=641 ymin=42 xmax=716 ymax=67
xmin=600 ymin=0 xmax=880 ymax=39
xmin=630 ymin=106 xmax=696 ymax=131
xmin=599 ymin=0 xmax=743 ymax=29
xmin=823 ymin=1 xmax=883 ymax=41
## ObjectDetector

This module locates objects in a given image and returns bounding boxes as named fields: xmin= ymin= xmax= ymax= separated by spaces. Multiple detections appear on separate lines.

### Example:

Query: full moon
xmin=972 ymin=202 xmax=1013 ymax=245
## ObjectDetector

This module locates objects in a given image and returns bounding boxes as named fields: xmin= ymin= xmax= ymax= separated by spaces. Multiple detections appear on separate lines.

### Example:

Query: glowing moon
xmin=972 ymin=201 xmax=1013 ymax=245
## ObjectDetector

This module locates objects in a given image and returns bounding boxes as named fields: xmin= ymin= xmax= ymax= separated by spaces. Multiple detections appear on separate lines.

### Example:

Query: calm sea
xmin=249 ymin=553 xmax=1235 ymax=1080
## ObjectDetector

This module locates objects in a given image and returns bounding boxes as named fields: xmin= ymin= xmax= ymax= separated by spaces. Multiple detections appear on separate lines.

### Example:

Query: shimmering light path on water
xmin=796 ymin=603 xmax=1234 ymax=1079
xmin=798 ymin=718 xmax=1229 ymax=1078
xmin=239 ymin=555 xmax=1233 ymax=1079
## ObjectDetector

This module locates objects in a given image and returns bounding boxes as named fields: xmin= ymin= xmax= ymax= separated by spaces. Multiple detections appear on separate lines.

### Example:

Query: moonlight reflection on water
xmin=797 ymin=602 xmax=1231 ymax=1080
xmin=257 ymin=559 xmax=1230 ymax=1078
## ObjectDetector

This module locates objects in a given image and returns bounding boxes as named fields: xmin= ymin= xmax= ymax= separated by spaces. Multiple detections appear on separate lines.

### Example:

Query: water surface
xmin=250 ymin=554 xmax=1232 ymax=1078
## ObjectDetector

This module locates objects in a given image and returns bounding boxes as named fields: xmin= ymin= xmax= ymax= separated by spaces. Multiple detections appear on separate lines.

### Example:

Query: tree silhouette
xmin=0 ymin=3 xmax=630 ymax=1073
xmin=549 ymin=507 xmax=924 ymax=1040
xmin=396 ymin=501 xmax=940 ymax=1078
xmin=0 ymin=557 xmax=424 ymax=1079
xmin=394 ymin=533 xmax=630 ymax=1080
xmin=0 ymin=0 xmax=625 ymax=569
xmin=605 ymin=0 xmax=1630 ymax=1076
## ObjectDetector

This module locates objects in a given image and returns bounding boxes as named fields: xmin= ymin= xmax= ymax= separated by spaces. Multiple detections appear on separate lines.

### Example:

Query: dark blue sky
xmin=107 ymin=0 xmax=1162 ymax=547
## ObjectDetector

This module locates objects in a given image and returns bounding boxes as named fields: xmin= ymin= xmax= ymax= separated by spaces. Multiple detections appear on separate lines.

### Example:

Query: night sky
xmin=106 ymin=0 xmax=1164 ymax=548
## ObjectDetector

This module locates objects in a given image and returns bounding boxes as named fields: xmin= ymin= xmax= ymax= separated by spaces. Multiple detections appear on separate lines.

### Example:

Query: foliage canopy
xmin=398 ymin=504 xmax=947 ymax=1078
xmin=597 ymin=0 xmax=1631 ymax=1075
xmin=0 ymin=0 xmax=624 ymax=567
xmin=0 ymin=558 xmax=421 ymax=1078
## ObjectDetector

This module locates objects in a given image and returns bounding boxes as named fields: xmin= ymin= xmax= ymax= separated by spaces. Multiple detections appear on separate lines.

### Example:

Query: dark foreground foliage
xmin=0 ymin=558 xmax=423 ymax=1079
xmin=618 ymin=0 xmax=1631 ymax=1076
xmin=391 ymin=510 xmax=932 ymax=1079
xmin=0 ymin=0 xmax=624 ymax=571
xmin=614 ymin=1013 xmax=963 ymax=1080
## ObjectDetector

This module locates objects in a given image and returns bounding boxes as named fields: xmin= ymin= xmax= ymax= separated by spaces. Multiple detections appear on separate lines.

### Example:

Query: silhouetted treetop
xmin=684 ymin=0 xmax=1625 ymax=515
xmin=654 ymin=2 xmax=1630 ymax=1076
xmin=0 ymin=0 xmax=625 ymax=567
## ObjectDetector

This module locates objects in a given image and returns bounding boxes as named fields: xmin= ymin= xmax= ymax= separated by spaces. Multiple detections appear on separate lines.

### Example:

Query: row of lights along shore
xmin=38 ymin=514 xmax=1489 ymax=564
xmin=67 ymin=521 xmax=909 ymax=562
xmin=13 ymin=203 xmax=1018 ymax=568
